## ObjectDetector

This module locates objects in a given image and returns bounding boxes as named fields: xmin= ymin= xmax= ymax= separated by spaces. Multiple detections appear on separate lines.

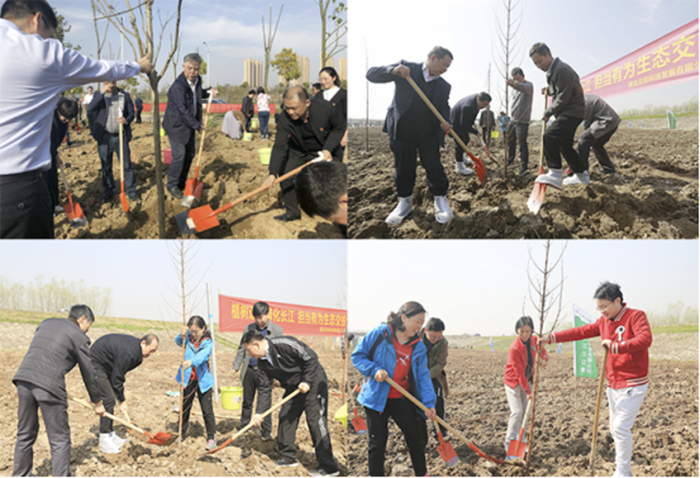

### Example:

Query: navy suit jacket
xmin=162 ymin=72 xmax=211 ymax=141
xmin=450 ymin=94 xmax=481 ymax=137
xmin=88 ymin=89 xmax=134 ymax=143
xmin=366 ymin=60 xmax=450 ymax=146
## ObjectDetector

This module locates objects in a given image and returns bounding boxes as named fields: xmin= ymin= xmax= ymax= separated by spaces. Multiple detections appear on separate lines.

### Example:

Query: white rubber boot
xmin=99 ymin=433 xmax=122 ymax=454
xmin=535 ymin=168 xmax=563 ymax=190
xmin=434 ymin=195 xmax=454 ymax=224
xmin=455 ymin=161 xmax=474 ymax=175
xmin=110 ymin=431 xmax=129 ymax=447
xmin=385 ymin=196 xmax=413 ymax=225
xmin=563 ymin=170 xmax=591 ymax=186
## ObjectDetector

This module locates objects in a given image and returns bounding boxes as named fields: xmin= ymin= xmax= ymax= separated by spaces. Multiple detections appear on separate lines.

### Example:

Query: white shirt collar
xmin=422 ymin=62 xmax=439 ymax=82
xmin=323 ymin=85 xmax=340 ymax=101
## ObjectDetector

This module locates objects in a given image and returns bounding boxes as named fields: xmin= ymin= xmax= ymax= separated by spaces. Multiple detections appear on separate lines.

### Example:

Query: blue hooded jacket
xmin=351 ymin=323 xmax=436 ymax=413
xmin=174 ymin=333 xmax=214 ymax=393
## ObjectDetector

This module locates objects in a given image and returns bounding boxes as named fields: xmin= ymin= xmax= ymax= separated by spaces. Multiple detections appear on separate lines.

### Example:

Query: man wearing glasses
xmin=262 ymin=86 xmax=345 ymax=222
xmin=0 ymin=0 xmax=152 ymax=238
xmin=545 ymin=282 xmax=652 ymax=477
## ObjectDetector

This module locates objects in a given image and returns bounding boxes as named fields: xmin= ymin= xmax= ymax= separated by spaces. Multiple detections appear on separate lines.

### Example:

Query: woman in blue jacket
xmin=351 ymin=301 xmax=437 ymax=476
xmin=175 ymin=315 xmax=216 ymax=450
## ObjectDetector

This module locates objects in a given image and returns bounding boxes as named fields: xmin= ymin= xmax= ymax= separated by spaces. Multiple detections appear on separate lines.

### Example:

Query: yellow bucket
xmin=251 ymin=118 xmax=259 ymax=130
xmin=258 ymin=148 xmax=272 ymax=165
xmin=220 ymin=386 xmax=243 ymax=411
xmin=491 ymin=130 xmax=499 ymax=139
xmin=333 ymin=403 xmax=348 ymax=427
xmin=243 ymin=132 xmax=252 ymax=141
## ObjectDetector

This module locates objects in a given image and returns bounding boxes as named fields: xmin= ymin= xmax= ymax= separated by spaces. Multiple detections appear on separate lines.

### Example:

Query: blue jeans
xmin=258 ymin=111 xmax=270 ymax=136
xmin=98 ymin=132 xmax=137 ymax=195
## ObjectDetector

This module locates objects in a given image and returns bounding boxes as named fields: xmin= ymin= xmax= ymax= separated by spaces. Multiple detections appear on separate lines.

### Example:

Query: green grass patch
xmin=619 ymin=111 xmax=697 ymax=121
xmin=651 ymin=324 xmax=698 ymax=334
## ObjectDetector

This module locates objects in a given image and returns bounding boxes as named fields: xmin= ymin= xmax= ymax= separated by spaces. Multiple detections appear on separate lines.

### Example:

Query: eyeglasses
xmin=596 ymin=301 xmax=615 ymax=312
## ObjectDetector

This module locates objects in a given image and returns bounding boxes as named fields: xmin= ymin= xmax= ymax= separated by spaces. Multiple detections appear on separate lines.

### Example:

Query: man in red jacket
xmin=546 ymin=282 xmax=652 ymax=477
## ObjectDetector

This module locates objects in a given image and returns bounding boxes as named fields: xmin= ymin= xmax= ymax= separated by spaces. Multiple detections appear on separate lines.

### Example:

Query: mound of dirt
xmin=0 ymin=324 xmax=348 ymax=476
xmin=348 ymin=124 xmax=698 ymax=239
xmin=53 ymin=123 xmax=342 ymax=239
xmin=346 ymin=347 xmax=698 ymax=477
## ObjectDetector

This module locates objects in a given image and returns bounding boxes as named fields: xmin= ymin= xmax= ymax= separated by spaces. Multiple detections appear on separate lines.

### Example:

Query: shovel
xmin=204 ymin=389 xmax=301 ymax=456
xmin=176 ymin=153 xmax=330 ymax=235
xmin=182 ymin=95 xmax=214 ymax=207
xmin=506 ymin=397 xmax=532 ymax=459
xmin=527 ymin=94 xmax=549 ymax=214
xmin=477 ymin=134 xmax=499 ymax=167
xmin=59 ymin=165 xmax=86 ymax=227
xmin=118 ymin=106 xmax=129 ymax=213
xmin=383 ymin=376 xmax=520 ymax=467
xmin=68 ymin=395 xmax=177 ymax=446
xmin=590 ymin=346 xmax=609 ymax=475
xmin=405 ymin=76 xmax=487 ymax=183
xmin=437 ymin=428 xmax=459 ymax=466
xmin=351 ymin=405 xmax=367 ymax=435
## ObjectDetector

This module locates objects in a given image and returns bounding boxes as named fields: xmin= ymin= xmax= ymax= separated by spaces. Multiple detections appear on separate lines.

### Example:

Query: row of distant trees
xmin=618 ymin=96 xmax=698 ymax=118
xmin=0 ymin=276 xmax=112 ymax=317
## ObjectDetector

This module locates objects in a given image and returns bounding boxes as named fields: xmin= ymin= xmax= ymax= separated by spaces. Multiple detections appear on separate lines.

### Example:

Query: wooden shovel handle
xmin=589 ymin=347 xmax=609 ymax=474
xmin=68 ymin=394 xmax=147 ymax=436
xmin=405 ymin=76 xmax=471 ymax=155
xmin=540 ymin=94 xmax=548 ymax=169
xmin=517 ymin=397 xmax=533 ymax=441
xmin=192 ymin=95 xmax=214 ymax=178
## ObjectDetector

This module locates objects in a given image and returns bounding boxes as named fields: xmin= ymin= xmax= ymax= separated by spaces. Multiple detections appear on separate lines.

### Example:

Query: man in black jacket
xmin=451 ymin=92 xmax=491 ymax=176
xmin=530 ymin=42 xmax=589 ymax=188
xmin=88 ymin=80 xmax=138 ymax=202
xmin=162 ymin=53 xmax=216 ymax=199
xmin=230 ymin=302 xmax=283 ymax=440
xmin=262 ymin=86 xmax=345 ymax=222
xmin=241 ymin=89 xmax=256 ymax=132
xmin=244 ymin=331 xmax=339 ymax=475
xmin=43 ymin=98 xmax=79 ymax=213
xmin=12 ymin=305 xmax=105 ymax=477
xmin=133 ymin=96 xmax=143 ymax=124
xmin=366 ymin=46 xmax=455 ymax=225
xmin=90 ymin=333 xmax=160 ymax=453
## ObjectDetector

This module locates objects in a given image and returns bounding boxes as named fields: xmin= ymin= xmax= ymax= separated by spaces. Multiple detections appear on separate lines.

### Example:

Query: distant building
xmin=243 ymin=59 xmax=263 ymax=87
xmin=338 ymin=58 xmax=347 ymax=82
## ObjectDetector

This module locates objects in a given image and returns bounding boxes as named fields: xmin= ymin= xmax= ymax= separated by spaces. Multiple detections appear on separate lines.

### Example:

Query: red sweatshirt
xmin=504 ymin=335 xmax=548 ymax=394
xmin=550 ymin=305 xmax=652 ymax=389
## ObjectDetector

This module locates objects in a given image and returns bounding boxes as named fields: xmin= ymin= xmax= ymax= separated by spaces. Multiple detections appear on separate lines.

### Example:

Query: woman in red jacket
xmin=503 ymin=316 xmax=548 ymax=458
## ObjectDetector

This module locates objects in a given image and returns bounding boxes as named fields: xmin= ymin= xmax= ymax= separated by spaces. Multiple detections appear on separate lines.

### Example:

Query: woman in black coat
xmin=315 ymin=66 xmax=347 ymax=153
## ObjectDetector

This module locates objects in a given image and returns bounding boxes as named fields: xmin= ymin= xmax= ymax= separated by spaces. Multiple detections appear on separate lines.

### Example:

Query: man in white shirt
xmin=0 ymin=0 xmax=152 ymax=238
xmin=82 ymin=86 xmax=95 ymax=126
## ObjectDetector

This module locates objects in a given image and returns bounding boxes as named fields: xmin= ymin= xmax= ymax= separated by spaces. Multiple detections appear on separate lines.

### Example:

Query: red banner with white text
xmin=580 ymin=19 xmax=698 ymax=99
xmin=218 ymin=295 xmax=347 ymax=337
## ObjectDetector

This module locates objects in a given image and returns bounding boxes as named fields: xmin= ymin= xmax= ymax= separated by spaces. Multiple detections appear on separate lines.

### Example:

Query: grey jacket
xmin=509 ymin=80 xmax=533 ymax=123
xmin=584 ymin=94 xmax=621 ymax=139
xmin=13 ymin=318 xmax=101 ymax=402
xmin=545 ymin=57 xmax=585 ymax=120
xmin=232 ymin=321 xmax=284 ymax=379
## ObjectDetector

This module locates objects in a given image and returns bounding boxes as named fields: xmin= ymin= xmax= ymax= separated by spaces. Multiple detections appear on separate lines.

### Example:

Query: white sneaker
xmin=110 ymin=431 xmax=129 ymax=447
xmin=385 ymin=196 xmax=413 ymax=225
xmin=54 ymin=205 xmax=64 ymax=214
xmin=562 ymin=170 xmax=591 ymax=186
xmin=99 ymin=433 xmax=122 ymax=454
xmin=535 ymin=169 xmax=563 ymax=190
xmin=461 ymin=153 xmax=474 ymax=167
xmin=455 ymin=161 xmax=474 ymax=175
xmin=434 ymin=195 xmax=454 ymax=224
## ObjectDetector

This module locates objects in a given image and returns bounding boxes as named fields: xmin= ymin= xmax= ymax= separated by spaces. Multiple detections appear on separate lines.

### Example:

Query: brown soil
xmin=347 ymin=346 xmax=698 ymax=477
xmin=348 ymin=125 xmax=699 ymax=239
xmin=0 ymin=324 xmax=348 ymax=476
xmin=54 ymin=122 xmax=342 ymax=239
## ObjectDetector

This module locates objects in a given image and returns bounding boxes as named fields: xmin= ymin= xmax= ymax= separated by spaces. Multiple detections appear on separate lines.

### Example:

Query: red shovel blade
xmin=351 ymin=408 xmax=367 ymax=435
xmin=527 ymin=165 xmax=547 ymax=214
xmin=187 ymin=204 xmax=220 ymax=233
xmin=183 ymin=177 xmax=203 ymax=199
xmin=63 ymin=192 xmax=86 ymax=224
xmin=467 ymin=152 xmax=487 ymax=183
xmin=119 ymin=183 xmax=129 ymax=212
xmin=507 ymin=437 xmax=527 ymax=460
xmin=146 ymin=432 xmax=178 ymax=447
xmin=437 ymin=430 xmax=459 ymax=466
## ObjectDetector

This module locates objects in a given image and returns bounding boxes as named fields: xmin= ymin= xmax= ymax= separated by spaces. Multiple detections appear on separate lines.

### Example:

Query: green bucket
xmin=220 ymin=386 xmax=243 ymax=411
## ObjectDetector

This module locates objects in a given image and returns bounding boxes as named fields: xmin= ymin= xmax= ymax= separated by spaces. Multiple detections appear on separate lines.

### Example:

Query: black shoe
xmin=274 ymin=212 xmax=300 ymax=222
xmin=309 ymin=468 xmax=340 ymax=476
xmin=100 ymin=191 xmax=114 ymax=203
xmin=596 ymin=167 xmax=616 ymax=175
xmin=275 ymin=457 xmax=299 ymax=467
xmin=167 ymin=187 xmax=183 ymax=199
xmin=261 ymin=434 xmax=273 ymax=441
xmin=128 ymin=193 xmax=140 ymax=202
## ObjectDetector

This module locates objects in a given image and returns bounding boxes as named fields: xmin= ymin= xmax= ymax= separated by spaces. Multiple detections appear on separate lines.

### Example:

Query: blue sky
xmin=0 ymin=241 xmax=347 ymax=322
xmin=53 ymin=0 xmax=347 ymax=90
xmin=349 ymin=0 xmax=698 ymax=119
xmin=348 ymin=240 xmax=699 ymax=335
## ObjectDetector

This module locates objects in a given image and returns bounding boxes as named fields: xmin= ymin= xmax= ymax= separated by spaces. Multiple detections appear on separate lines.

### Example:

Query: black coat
xmin=90 ymin=334 xmax=144 ymax=403
xmin=162 ymin=72 xmax=211 ymax=140
xmin=257 ymin=336 xmax=327 ymax=393
xmin=134 ymin=96 xmax=143 ymax=112
xmin=450 ymin=94 xmax=481 ymax=137
xmin=314 ymin=87 xmax=347 ymax=122
xmin=13 ymin=318 xmax=101 ymax=402
xmin=545 ymin=57 xmax=585 ymax=119
xmin=50 ymin=109 xmax=68 ymax=160
xmin=241 ymin=95 xmax=255 ymax=117
xmin=366 ymin=60 xmax=451 ymax=146
xmin=269 ymin=98 xmax=345 ymax=176
xmin=88 ymin=89 xmax=135 ymax=143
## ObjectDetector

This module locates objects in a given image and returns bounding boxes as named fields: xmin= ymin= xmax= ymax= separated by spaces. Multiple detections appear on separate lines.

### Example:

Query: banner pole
xmin=207 ymin=283 xmax=219 ymax=403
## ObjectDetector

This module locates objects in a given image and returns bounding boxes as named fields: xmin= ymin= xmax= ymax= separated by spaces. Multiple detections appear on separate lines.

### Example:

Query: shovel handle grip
xmin=590 ymin=347 xmax=609 ymax=473
xmin=192 ymin=95 xmax=214 ymax=174
xmin=68 ymin=394 xmax=147 ymax=435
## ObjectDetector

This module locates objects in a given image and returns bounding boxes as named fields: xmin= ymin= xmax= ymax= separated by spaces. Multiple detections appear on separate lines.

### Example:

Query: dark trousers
xmin=244 ymin=116 xmax=252 ymax=132
xmin=432 ymin=379 xmax=447 ymax=435
xmin=278 ymin=382 xmax=337 ymax=472
xmin=135 ymin=110 xmax=142 ymax=124
xmin=507 ymin=122 xmax=530 ymax=169
xmin=240 ymin=366 xmax=272 ymax=437
xmin=14 ymin=381 xmax=71 ymax=477
xmin=481 ymin=127 xmax=492 ymax=146
xmin=180 ymin=378 xmax=216 ymax=440
xmin=97 ymin=133 xmax=137 ymax=195
xmin=543 ymin=115 xmax=587 ymax=173
xmin=258 ymin=111 xmax=270 ymax=136
xmin=279 ymin=154 xmax=310 ymax=218
xmin=167 ymin=129 xmax=196 ymax=190
xmin=578 ymin=126 xmax=617 ymax=172
xmin=94 ymin=366 xmax=117 ymax=434
xmin=390 ymin=120 xmax=448 ymax=197
xmin=0 ymin=170 xmax=53 ymax=238
xmin=42 ymin=155 xmax=60 ymax=209
xmin=365 ymin=398 xmax=428 ymax=476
